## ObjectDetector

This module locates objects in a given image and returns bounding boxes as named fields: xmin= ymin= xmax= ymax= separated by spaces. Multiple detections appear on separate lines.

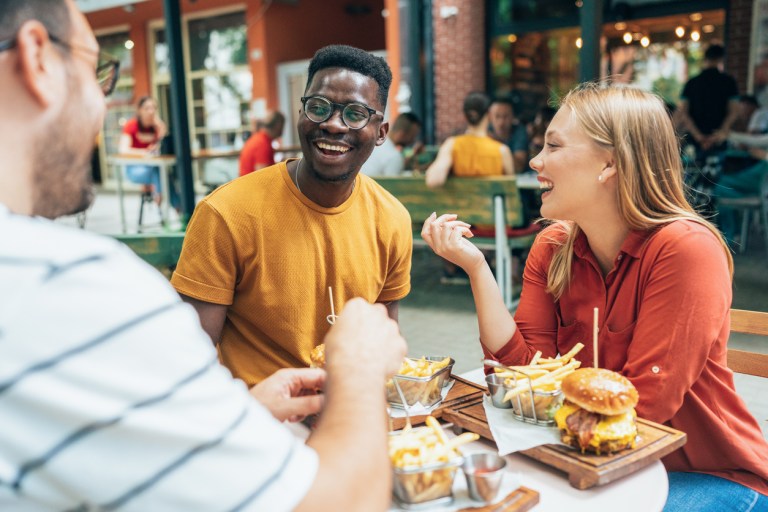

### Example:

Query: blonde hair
xmin=546 ymin=83 xmax=733 ymax=299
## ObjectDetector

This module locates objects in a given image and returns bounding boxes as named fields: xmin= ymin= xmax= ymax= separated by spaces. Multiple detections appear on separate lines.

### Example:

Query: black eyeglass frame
xmin=0 ymin=33 xmax=120 ymax=97
xmin=300 ymin=95 xmax=384 ymax=130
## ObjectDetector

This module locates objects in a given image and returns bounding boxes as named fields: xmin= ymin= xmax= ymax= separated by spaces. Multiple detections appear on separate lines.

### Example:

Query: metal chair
xmin=728 ymin=309 xmax=768 ymax=378
xmin=717 ymin=172 xmax=768 ymax=254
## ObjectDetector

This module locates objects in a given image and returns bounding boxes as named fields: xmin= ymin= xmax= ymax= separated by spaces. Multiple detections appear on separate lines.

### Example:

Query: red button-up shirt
xmin=487 ymin=220 xmax=768 ymax=495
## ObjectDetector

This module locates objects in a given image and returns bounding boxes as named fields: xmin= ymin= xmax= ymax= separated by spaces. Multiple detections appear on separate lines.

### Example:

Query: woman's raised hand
xmin=421 ymin=213 xmax=485 ymax=273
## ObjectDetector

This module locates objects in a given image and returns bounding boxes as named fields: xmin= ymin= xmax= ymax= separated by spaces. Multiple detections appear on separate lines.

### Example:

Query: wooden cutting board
xmin=391 ymin=375 xmax=485 ymax=431
xmin=456 ymin=486 xmax=539 ymax=512
xmin=442 ymin=396 xmax=687 ymax=490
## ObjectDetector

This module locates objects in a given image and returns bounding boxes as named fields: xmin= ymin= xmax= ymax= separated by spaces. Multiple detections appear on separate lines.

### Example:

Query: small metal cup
xmin=485 ymin=373 xmax=512 ymax=409
xmin=462 ymin=451 xmax=507 ymax=503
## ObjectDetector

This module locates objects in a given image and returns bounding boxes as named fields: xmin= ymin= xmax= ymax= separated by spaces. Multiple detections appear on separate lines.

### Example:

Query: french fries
xmin=387 ymin=357 xmax=454 ymax=408
xmin=390 ymin=416 xmax=478 ymax=504
xmin=398 ymin=356 xmax=452 ymax=378
xmin=492 ymin=343 xmax=585 ymax=422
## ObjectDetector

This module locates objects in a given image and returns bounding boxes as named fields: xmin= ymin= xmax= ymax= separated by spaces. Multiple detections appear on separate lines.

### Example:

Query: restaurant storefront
xmin=487 ymin=0 xmax=730 ymax=122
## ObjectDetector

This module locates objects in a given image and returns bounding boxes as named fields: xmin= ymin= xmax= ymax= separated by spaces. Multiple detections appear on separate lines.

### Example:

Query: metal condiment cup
xmin=485 ymin=373 xmax=512 ymax=409
xmin=462 ymin=451 xmax=507 ymax=503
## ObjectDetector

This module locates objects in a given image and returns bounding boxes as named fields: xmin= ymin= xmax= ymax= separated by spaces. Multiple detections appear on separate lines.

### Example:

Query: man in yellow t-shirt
xmin=171 ymin=45 xmax=412 ymax=385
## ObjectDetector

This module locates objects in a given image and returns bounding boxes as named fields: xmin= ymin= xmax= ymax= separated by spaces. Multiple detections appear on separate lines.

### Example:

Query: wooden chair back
xmin=373 ymin=175 xmax=527 ymax=230
xmin=728 ymin=309 xmax=768 ymax=378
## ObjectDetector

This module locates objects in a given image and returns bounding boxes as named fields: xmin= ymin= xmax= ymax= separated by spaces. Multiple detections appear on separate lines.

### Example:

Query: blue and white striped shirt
xmin=0 ymin=205 xmax=317 ymax=511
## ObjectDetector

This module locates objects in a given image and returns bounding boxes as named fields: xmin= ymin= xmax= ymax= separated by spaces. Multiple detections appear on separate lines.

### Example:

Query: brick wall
xmin=726 ymin=0 xmax=753 ymax=93
xmin=432 ymin=0 xmax=486 ymax=142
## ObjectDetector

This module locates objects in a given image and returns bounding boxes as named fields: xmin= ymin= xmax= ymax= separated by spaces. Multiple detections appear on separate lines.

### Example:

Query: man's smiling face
xmin=298 ymin=67 xmax=388 ymax=183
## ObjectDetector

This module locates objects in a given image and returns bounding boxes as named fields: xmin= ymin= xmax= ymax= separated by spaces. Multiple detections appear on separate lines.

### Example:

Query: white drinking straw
xmin=593 ymin=307 xmax=599 ymax=368
xmin=327 ymin=286 xmax=337 ymax=325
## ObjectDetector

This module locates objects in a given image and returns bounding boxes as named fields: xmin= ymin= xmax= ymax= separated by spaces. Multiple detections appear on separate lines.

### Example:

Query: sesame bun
xmin=560 ymin=368 xmax=638 ymax=416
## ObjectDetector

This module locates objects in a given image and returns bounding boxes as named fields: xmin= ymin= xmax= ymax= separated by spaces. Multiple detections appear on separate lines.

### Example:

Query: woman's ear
xmin=16 ymin=21 xmax=60 ymax=108
xmin=601 ymin=154 xmax=618 ymax=181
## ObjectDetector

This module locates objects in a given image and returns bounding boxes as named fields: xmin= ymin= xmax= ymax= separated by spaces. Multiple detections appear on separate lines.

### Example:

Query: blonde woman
xmin=422 ymin=85 xmax=768 ymax=510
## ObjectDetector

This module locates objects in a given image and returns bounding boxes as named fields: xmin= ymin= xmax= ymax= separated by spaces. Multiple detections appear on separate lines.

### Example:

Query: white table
xmin=108 ymin=154 xmax=176 ymax=233
xmin=515 ymin=172 xmax=540 ymax=190
xmin=388 ymin=369 xmax=669 ymax=512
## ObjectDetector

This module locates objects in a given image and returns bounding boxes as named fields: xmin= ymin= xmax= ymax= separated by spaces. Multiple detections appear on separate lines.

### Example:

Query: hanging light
xmin=124 ymin=39 xmax=135 ymax=50
xmin=703 ymin=25 xmax=715 ymax=34
xmin=507 ymin=34 xmax=518 ymax=43
xmin=623 ymin=32 xmax=633 ymax=44
xmin=691 ymin=29 xmax=701 ymax=42
xmin=640 ymin=36 xmax=650 ymax=48
xmin=675 ymin=26 xmax=685 ymax=38
xmin=576 ymin=37 xmax=583 ymax=49
xmin=690 ymin=12 xmax=703 ymax=22
xmin=615 ymin=22 xmax=627 ymax=31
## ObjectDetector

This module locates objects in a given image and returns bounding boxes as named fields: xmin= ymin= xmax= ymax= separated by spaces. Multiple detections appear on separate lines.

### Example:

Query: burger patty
xmin=565 ymin=408 xmax=600 ymax=449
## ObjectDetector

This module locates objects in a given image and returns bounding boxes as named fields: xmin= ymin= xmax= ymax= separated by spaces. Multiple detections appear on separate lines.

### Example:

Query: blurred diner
xmin=360 ymin=111 xmax=422 ymax=176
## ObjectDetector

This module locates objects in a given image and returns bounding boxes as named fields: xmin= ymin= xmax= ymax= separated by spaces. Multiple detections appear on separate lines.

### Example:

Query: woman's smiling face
xmin=529 ymin=106 xmax=614 ymax=222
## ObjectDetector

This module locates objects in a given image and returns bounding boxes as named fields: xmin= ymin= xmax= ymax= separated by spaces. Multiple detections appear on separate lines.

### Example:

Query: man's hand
xmin=323 ymin=298 xmax=406 ymax=379
xmin=421 ymin=212 xmax=484 ymax=275
xmin=249 ymin=368 xmax=326 ymax=422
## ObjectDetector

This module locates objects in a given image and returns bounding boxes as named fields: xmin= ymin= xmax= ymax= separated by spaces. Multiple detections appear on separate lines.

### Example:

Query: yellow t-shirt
xmin=171 ymin=161 xmax=413 ymax=385
xmin=451 ymin=135 xmax=504 ymax=176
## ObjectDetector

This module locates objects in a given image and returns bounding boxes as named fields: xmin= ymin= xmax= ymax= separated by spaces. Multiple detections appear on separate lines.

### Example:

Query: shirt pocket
xmin=556 ymin=320 xmax=585 ymax=358
xmin=601 ymin=321 xmax=636 ymax=371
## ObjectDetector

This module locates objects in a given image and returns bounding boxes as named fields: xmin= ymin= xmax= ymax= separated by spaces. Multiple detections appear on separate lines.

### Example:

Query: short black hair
xmin=463 ymin=91 xmax=492 ymax=125
xmin=491 ymin=96 xmax=519 ymax=116
xmin=391 ymin=112 xmax=421 ymax=132
xmin=705 ymin=44 xmax=726 ymax=61
xmin=0 ymin=0 xmax=71 ymax=43
xmin=306 ymin=44 xmax=392 ymax=108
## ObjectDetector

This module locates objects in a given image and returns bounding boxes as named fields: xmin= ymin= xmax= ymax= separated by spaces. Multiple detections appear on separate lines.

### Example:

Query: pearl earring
xmin=598 ymin=175 xmax=603 ymax=182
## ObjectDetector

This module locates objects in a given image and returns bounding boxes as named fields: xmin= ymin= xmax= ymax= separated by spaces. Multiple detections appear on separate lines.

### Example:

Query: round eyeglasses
xmin=301 ymin=96 xmax=384 ymax=130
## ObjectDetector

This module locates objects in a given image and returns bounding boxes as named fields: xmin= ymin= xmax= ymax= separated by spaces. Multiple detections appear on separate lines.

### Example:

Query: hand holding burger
xmin=554 ymin=368 xmax=639 ymax=455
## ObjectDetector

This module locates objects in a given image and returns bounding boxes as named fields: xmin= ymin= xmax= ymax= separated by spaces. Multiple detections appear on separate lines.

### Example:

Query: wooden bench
xmin=728 ymin=308 xmax=768 ymax=378
xmin=113 ymin=232 xmax=185 ymax=276
xmin=374 ymin=175 xmax=539 ymax=308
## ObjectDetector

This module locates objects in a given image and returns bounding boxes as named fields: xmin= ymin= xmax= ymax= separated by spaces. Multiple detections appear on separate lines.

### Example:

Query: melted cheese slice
xmin=554 ymin=403 xmax=637 ymax=451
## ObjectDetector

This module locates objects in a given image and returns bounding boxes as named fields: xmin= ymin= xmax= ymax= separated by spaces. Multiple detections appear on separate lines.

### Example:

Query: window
xmin=187 ymin=11 xmax=251 ymax=152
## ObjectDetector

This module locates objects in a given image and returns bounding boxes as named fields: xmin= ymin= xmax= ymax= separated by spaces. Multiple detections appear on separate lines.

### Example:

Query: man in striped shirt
xmin=0 ymin=1 xmax=407 ymax=510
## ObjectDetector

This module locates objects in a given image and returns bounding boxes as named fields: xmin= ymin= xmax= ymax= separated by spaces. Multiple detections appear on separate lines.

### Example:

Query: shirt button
xmin=652 ymin=366 xmax=660 ymax=374
xmin=617 ymin=254 xmax=623 ymax=261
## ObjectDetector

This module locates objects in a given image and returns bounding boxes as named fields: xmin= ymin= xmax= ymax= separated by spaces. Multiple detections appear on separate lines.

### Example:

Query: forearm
xmin=301 ymin=370 xmax=390 ymax=511
xmin=467 ymin=262 xmax=517 ymax=353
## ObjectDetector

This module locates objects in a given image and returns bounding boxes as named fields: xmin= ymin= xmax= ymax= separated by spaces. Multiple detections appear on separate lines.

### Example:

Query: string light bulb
xmin=640 ymin=36 xmax=650 ymax=48
xmin=576 ymin=37 xmax=583 ymax=49
xmin=623 ymin=32 xmax=633 ymax=44
xmin=675 ymin=26 xmax=685 ymax=38
xmin=691 ymin=29 xmax=701 ymax=42
xmin=124 ymin=39 xmax=135 ymax=50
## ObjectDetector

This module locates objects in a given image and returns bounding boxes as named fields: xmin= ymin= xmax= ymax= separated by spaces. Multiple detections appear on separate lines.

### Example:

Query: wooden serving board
xmin=391 ymin=375 xmax=485 ymax=431
xmin=456 ymin=486 xmax=539 ymax=512
xmin=442 ymin=396 xmax=687 ymax=490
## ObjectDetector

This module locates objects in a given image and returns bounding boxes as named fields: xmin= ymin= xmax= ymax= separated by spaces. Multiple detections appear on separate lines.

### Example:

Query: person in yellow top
xmin=425 ymin=91 xmax=514 ymax=188
xmin=171 ymin=45 xmax=413 ymax=385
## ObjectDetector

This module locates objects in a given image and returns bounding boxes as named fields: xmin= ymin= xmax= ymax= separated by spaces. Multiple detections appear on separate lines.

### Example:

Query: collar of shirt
xmin=573 ymin=226 xmax=653 ymax=263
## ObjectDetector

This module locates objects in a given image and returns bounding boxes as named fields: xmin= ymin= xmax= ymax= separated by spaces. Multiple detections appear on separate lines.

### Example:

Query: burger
xmin=309 ymin=344 xmax=325 ymax=368
xmin=554 ymin=368 xmax=639 ymax=455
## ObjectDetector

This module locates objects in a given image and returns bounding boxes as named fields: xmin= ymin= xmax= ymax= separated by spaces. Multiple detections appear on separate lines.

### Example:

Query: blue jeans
xmin=665 ymin=472 xmax=768 ymax=511
xmin=125 ymin=164 xmax=179 ymax=209
xmin=713 ymin=160 xmax=768 ymax=243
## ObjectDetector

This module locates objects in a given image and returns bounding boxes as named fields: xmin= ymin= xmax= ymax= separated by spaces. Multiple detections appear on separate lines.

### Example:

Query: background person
xmin=239 ymin=110 xmax=285 ymax=176
xmin=425 ymin=91 xmax=514 ymax=188
xmin=118 ymin=96 xmax=175 ymax=207
xmin=488 ymin=96 xmax=529 ymax=172
xmin=677 ymin=44 xmax=740 ymax=157
xmin=422 ymin=84 xmax=768 ymax=510
xmin=360 ymin=111 xmax=421 ymax=176
xmin=171 ymin=45 xmax=413 ymax=386
xmin=0 ymin=2 xmax=408 ymax=510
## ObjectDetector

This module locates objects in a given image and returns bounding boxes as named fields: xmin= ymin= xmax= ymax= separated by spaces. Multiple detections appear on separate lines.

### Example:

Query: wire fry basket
xmin=504 ymin=368 xmax=563 ymax=426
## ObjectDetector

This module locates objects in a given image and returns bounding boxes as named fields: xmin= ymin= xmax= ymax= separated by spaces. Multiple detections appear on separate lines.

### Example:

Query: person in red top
xmin=118 ymin=96 xmax=175 ymax=207
xmin=239 ymin=111 xmax=285 ymax=176
xmin=422 ymin=84 xmax=768 ymax=510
